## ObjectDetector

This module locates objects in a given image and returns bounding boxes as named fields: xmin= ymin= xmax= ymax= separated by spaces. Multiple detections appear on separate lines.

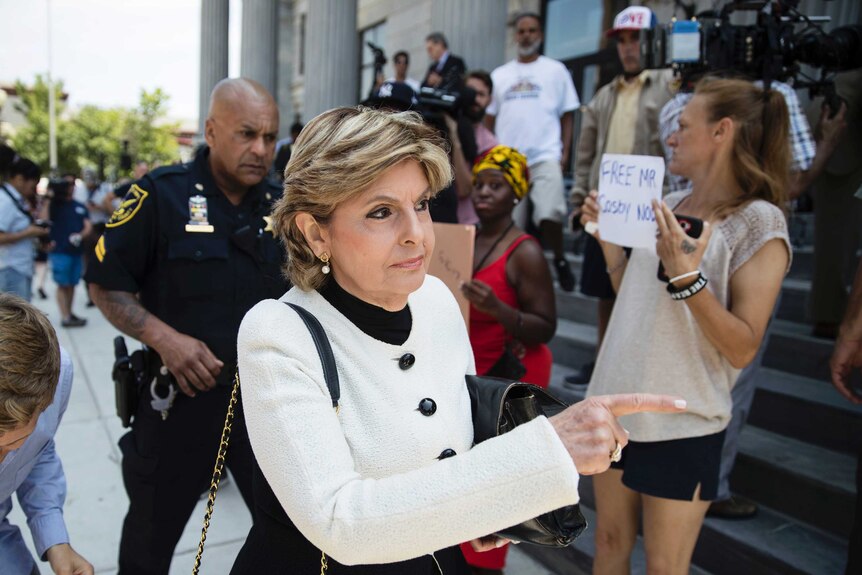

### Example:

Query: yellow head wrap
xmin=472 ymin=145 xmax=530 ymax=199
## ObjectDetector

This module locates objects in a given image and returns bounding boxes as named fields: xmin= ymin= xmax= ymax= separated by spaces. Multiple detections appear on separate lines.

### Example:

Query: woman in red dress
xmin=459 ymin=145 xmax=558 ymax=574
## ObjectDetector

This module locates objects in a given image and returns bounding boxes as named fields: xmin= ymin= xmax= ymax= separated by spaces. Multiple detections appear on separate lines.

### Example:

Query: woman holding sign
xmin=230 ymin=108 xmax=687 ymax=573
xmin=580 ymin=77 xmax=792 ymax=574
xmin=458 ymin=145 xmax=557 ymax=573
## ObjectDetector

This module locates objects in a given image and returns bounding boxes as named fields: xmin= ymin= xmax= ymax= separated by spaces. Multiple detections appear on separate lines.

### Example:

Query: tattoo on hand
xmin=681 ymin=240 xmax=696 ymax=254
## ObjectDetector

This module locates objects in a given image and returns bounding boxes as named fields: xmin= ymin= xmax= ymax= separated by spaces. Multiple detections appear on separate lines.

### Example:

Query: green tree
xmin=67 ymin=105 xmax=125 ymax=176
xmin=123 ymin=88 xmax=180 ymax=169
xmin=11 ymin=75 xmax=80 ymax=173
xmin=12 ymin=77 xmax=181 ymax=177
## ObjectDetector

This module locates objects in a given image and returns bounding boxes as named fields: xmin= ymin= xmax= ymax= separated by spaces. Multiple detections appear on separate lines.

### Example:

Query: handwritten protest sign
xmin=597 ymin=154 xmax=665 ymax=249
xmin=428 ymin=223 xmax=475 ymax=327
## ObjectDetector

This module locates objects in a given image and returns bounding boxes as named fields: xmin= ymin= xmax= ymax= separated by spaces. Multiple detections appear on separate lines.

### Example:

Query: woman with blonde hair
xmin=230 ymin=106 xmax=685 ymax=573
xmin=582 ymin=77 xmax=792 ymax=574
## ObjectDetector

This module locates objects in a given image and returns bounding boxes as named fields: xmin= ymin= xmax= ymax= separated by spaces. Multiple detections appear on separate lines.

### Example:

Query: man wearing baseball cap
xmin=566 ymin=7 xmax=675 ymax=390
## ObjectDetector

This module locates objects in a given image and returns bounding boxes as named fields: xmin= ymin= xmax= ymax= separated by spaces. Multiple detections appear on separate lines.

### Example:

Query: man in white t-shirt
xmin=485 ymin=11 xmax=580 ymax=291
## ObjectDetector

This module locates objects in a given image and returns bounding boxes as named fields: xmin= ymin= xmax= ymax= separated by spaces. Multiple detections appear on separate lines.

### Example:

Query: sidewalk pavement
xmin=9 ymin=278 xmax=555 ymax=575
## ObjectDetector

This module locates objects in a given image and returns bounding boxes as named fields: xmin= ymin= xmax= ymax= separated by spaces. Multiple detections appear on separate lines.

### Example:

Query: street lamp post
xmin=47 ymin=0 xmax=58 ymax=174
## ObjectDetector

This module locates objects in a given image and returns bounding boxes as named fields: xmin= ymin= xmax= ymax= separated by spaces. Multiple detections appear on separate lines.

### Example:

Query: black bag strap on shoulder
xmin=1 ymin=183 xmax=35 ymax=222
xmin=285 ymin=302 xmax=340 ymax=410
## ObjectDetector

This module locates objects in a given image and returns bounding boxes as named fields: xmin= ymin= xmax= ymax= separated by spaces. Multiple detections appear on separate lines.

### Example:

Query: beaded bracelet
xmin=667 ymin=273 xmax=708 ymax=300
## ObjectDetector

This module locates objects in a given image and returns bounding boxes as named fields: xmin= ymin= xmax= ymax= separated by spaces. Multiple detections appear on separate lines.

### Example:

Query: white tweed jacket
xmin=238 ymin=275 xmax=579 ymax=565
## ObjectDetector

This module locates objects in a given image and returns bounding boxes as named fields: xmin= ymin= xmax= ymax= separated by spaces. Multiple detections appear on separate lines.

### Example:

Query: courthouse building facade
xmin=199 ymin=0 xmax=861 ymax=138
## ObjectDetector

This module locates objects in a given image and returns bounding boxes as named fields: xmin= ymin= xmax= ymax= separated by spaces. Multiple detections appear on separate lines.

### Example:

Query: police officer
xmin=86 ymin=78 xmax=287 ymax=574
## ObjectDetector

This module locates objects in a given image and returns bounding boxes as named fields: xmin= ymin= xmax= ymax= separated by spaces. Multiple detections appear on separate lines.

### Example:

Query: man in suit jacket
xmin=422 ymin=32 xmax=466 ymax=92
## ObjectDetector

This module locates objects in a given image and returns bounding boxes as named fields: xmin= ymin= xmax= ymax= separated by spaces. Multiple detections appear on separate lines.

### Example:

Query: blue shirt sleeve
xmin=14 ymin=348 xmax=74 ymax=559
xmin=16 ymin=439 xmax=69 ymax=558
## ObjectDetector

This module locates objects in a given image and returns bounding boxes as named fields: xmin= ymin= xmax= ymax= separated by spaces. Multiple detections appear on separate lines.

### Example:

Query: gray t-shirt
xmin=587 ymin=192 xmax=791 ymax=442
xmin=0 ymin=183 xmax=36 ymax=277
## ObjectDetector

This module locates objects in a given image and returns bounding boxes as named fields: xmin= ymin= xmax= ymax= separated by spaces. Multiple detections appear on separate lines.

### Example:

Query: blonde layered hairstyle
xmin=0 ymin=294 xmax=61 ymax=433
xmin=273 ymin=106 xmax=453 ymax=291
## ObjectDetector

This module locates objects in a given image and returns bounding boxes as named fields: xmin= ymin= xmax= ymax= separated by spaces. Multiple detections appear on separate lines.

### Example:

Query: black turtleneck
xmin=318 ymin=278 xmax=412 ymax=345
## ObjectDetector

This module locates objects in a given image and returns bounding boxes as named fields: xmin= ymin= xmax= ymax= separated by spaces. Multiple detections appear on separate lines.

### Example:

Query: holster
xmin=112 ymin=336 xmax=146 ymax=428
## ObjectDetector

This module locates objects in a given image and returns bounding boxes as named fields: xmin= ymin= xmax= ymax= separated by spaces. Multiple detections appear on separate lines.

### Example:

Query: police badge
xmin=185 ymin=194 xmax=214 ymax=233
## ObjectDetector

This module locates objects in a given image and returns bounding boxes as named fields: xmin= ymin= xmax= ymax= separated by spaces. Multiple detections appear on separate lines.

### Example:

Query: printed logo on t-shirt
xmin=503 ymin=79 xmax=541 ymax=101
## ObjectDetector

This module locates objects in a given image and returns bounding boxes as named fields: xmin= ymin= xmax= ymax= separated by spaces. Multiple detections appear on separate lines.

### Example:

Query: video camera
xmin=640 ymin=1 xmax=861 ymax=98
xmin=417 ymin=86 xmax=478 ymax=119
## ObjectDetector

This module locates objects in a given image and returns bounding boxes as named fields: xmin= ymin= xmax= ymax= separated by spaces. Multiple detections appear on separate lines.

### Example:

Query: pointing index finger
xmin=594 ymin=393 xmax=687 ymax=417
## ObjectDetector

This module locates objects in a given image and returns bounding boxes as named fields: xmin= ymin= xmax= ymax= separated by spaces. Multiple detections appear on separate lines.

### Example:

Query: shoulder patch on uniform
xmin=106 ymin=184 xmax=149 ymax=228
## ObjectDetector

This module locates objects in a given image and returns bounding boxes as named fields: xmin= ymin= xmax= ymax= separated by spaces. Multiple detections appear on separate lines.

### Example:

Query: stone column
xmin=241 ymin=0 xmax=279 ymax=96
xmin=431 ymin=0 xmax=508 ymax=74
xmin=303 ymin=0 xmax=358 ymax=119
xmin=276 ymin=0 xmax=294 ymax=137
xmin=199 ymin=0 xmax=230 ymax=134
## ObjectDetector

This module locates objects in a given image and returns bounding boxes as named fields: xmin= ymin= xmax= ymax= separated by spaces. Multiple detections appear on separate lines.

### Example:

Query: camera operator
xmin=807 ymin=68 xmax=861 ymax=340
xmin=364 ymin=81 xmax=477 ymax=224
xmin=41 ymin=177 xmax=92 ymax=327
xmin=0 ymin=151 xmax=48 ymax=301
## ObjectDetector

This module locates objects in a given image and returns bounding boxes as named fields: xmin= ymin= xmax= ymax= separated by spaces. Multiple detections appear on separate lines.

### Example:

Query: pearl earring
xmin=319 ymin=253 xmax=331 ymax=274
xmin=513 ymin=198 xmax=520 ymax=205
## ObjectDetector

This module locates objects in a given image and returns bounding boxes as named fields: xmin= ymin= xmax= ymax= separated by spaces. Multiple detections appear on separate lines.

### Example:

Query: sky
xmin=0 ymin=0 xmax=243 ymax=125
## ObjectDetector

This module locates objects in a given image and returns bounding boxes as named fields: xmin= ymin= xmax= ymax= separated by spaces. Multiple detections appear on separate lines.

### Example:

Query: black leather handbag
xmin=466 ymin=375 xmax=588 ymax=547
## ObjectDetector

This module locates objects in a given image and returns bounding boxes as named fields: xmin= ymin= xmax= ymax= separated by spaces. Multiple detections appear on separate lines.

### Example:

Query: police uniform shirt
xmin=85 ymin=148 xmax=288 ymax=385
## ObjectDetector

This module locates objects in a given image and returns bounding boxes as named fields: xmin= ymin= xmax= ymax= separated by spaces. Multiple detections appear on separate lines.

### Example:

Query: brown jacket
xmin=572 ymin=69 xmax=676 ymax=205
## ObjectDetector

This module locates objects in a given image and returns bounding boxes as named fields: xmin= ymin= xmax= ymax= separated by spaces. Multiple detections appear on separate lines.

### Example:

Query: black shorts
xmin=580 ymin=235 xmax=629 ymax=299
xmin=610 ymin=429 xmax=726 ymax=501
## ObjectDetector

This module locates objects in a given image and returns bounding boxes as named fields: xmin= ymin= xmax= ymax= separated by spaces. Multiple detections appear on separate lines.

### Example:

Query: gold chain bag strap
xmin=192 ymin=370 xmax=239 ymax=574
xmin=192 ymin=302 xmax=340 ymax=575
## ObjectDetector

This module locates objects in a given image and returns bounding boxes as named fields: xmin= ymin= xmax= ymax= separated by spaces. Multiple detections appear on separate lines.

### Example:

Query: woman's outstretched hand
xmin=550 ymin=394 xmax=687 ymax=475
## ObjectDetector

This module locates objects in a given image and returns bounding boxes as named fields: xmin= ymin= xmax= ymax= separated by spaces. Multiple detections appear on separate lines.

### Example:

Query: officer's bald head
xmin=204 ymin=78 xmax=279 ymax=196
xmin=207 ymin=78 xmax=277 ymax=121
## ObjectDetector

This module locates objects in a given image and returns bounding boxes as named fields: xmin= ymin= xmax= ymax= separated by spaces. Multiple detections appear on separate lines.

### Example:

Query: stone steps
xmin=731 ymin=426 xmax=856 ymax=538
xmin=748 ymin=368 xmax=862 ymax=455
xmin=763 ymin=319 xmax=839 ymax=381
